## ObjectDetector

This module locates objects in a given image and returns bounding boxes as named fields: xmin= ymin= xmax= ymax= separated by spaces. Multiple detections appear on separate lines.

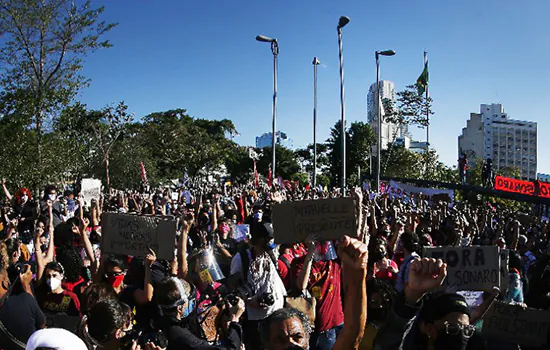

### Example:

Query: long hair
xmin=14 ymin=188 xmax=32 ymax=205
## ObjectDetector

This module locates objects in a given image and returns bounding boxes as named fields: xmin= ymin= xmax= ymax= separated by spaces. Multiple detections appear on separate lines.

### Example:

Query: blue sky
xmin=80 ymin=0 xmax=550 ymax=173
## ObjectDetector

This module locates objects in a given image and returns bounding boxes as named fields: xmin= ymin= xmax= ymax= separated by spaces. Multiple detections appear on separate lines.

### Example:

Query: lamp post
xmin=312 ymin=57 xmax=320 ymax=188
xmin=375 ymin=49 xmax=396 ymax=192
xmin=256 ymin=35 xmax=279 ymax=180
xmin=337 ymin=16 xmax=349 ymax=195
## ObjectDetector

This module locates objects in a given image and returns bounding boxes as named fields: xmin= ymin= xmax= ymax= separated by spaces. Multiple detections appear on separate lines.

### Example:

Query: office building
xmin=459 ymin=104 xmax=537 ymax=180
xmin=255 ymin=131 xmax=293 ymax=149
xmin=367 ymin=80 xmax=408 ymax=150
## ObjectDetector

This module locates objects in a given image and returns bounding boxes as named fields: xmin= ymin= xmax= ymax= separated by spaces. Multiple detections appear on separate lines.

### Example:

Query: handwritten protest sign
xmin=272 ymin=197 xmax=356 ymax=244
xmin=101 ymin=213 xmax=176 ymax=260
xmin=81 ymin=178 xmax=102 ymax=207
xmin=423 ymin=246 xmax=500 ymax=291
xmin=482 ymin=301 xmax=550 ymax=347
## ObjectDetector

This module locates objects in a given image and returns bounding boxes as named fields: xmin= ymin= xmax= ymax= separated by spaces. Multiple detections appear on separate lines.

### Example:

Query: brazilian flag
xmin=416 ymin=61 xmax=429 ymax=95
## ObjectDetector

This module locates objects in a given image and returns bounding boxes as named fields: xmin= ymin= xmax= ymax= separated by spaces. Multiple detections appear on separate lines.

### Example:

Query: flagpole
xmin=424 ymin=51 xmax=429 ymax=151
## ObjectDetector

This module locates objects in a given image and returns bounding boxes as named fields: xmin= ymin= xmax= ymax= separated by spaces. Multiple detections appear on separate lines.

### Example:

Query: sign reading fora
xmin=423 ymin=246 xmax=500 ymax=291
xmin=101 ymin=213 xmax=176 ymax=260
xmin=483 ymin=302 xmax=550 ymax=347
xmin=272 ymin=198 xmax=357 ymax=244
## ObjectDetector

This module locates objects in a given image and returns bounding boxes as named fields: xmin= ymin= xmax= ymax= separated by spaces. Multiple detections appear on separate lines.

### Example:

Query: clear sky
xmin=79 ymin=0 xmax=550 ymax=173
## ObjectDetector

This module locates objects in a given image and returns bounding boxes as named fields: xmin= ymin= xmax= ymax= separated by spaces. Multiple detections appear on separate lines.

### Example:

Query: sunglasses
xmin=442 ymin=321 xmax=476 ymax=338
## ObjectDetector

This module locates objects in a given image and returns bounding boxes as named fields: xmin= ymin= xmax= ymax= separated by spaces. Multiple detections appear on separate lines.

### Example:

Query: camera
xmin=121 ymin=329 xmax=168 ymax=350
xmin=257 ymin=293 xmax=275 ymax=307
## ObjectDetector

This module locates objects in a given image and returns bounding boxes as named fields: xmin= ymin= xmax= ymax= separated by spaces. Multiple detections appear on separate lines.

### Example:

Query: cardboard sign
xmin=81 ymin=178 xmax=102 ymax=207
xmin=423 ymin=246 xmax=500 ymax=291
xmin=272 ymin=197 xmax=356 ymax=244
xmin=482 ymin=301 xmax=550 ymax=347
xmin=101 ymin=213 xmax=176 ymax=260
xmin=388 ymin=181 xmax=454 ymax=205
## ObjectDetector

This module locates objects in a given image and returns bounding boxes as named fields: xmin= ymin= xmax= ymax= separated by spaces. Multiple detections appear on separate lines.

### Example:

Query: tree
xmin=225 ymin=145 xmax=254 ymax=183
xmin=0 ymin=0 xmax=116 ymax=181
xmin=383 ymin=85 xmax=433 ymax=127
xmin=257 ymin=145 xmax=300 ymax=180
xmin=326 ymin=120 xmax=375 ymax=186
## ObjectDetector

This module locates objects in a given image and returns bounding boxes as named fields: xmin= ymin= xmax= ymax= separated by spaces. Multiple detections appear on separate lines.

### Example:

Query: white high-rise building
xmin=458 ymin=104 xmax=537 ymax=180
xmin=367 ymin=80 xmax=407 ymax=150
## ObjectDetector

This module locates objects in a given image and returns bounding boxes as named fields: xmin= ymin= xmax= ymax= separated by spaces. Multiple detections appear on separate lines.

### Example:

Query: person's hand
xmin=145 ymin=248 xmax=156 ymax=268
xmin=81 ymin=217 xmax=90 ymax=228
xmin=19 ymin=264 xmax=33 ymax=288
xmin=228 ymin=296 xmax=246 ymax=322
xmin=405 ymin=258 xmax=447 ymax=304
xmin=337 ymin=236 xmax=368 ymax=270
xmin=144 ymin=343 xmax=165 ymax=350
xmin=304 ymin=233 xmax=318 ymax=254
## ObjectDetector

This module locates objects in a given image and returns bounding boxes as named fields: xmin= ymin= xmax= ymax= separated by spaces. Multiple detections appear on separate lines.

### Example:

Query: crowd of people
xmin=0 ymin=178 xmax=548 ymax=350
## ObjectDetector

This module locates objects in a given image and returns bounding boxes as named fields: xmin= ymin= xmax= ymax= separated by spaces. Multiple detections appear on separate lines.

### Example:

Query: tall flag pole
xmin=424 ymin=51 xmax=429 ymax=151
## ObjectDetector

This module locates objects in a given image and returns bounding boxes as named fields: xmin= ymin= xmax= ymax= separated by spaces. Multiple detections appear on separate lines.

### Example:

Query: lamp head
xmin=378 ymin=50 xmax=396 ymax=56
xmin=338 ymin=16 xmax=350 ymax=28
xmin=313 ymin=57 xmax=320 ymax=65
xmin=256 ymin=35 xmax=276 ymax=43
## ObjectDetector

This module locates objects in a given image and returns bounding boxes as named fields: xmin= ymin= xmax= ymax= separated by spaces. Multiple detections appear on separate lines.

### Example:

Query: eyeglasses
xmin=443 ymin=321 xmax=476 ymax=338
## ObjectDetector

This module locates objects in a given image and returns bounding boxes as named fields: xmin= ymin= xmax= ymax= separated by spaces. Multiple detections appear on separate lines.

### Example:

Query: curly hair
xmin=56 ymin=245 xmax=83 ymax=283
xmin=80 ymin=283 xmax=118 ymax=316
xmin=260 ymin=308 xmax=312 ymax=348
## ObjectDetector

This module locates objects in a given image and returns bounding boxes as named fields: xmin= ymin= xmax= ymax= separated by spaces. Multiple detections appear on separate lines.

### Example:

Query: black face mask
xmin=434 ymin=330 xmax=468 ymax=350
xmin=368 ymin=308 xmax=387 ymax=322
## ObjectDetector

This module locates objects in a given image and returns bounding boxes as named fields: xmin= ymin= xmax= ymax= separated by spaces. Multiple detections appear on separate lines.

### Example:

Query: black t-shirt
xmin=14 ymin=202 xmax=36 ymax=243
xmin=0 ymin=292 xmax=45 ymax=344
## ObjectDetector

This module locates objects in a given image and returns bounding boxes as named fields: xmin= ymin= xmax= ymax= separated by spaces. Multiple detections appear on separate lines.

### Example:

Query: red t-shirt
xmin=277 ymin=253 xmax=294 ymax=290
xmin=291 ymin=257 xmax=344 ymax=332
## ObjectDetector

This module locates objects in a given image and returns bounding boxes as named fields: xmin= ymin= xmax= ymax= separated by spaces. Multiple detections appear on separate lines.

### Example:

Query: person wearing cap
xmin=26 ymin=328 xmax=87 ymax=350
xmin=374 ymin=258 xmax=477 ymax=350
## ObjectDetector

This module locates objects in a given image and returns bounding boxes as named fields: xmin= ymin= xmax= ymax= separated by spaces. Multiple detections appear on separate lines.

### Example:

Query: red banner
xmin=494 ymin=176 xmax=550 ymax=199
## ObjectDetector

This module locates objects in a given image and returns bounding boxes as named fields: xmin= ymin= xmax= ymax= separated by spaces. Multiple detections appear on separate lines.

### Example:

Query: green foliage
xmin=381 ymin=146 xmax=455 ymax=183
xmin=291 ymin=173 xmax=310 ymax=187
xmin=257 ymin=145 xmax=300 ymax=180
xmin=326 ymin=120 xmax=376 ymax=186
xmin=383 ymin=85 xmax=433 ymax=127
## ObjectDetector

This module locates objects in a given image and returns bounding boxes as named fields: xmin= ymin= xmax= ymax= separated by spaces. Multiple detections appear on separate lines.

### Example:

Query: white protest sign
xmin=483 ymin=301 xmax=550 ymax=347
xmin=457 ymin=290 xmax=483 ymax=311
xmin=183 ymin=191 xmax=191 ymax=204
xmin=423 ymin=246 xmax=500 ymax=291
xmin=388 ymin=180 xmax=454 ymax=206
xmin=81 ymin=178 xmax=102 ymax=207
xmin=272 ymin=197 xmax=357 ymax=244
xmin=101 ymin=213 xmax=176 ymax=260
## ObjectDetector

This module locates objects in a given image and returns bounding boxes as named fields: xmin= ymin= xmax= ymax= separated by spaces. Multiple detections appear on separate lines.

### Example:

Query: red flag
xmin=140 ymin=162 xmax=148 ymax=184
xmin=268 ymin=167 xmax=273 ymax=188
xmin=254 ymin=161 xmax=259 ymax=188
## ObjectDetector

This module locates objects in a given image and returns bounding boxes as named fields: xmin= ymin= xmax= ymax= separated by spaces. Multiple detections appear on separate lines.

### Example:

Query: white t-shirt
xmin=230 ymin=250 xmax=286 ymax=321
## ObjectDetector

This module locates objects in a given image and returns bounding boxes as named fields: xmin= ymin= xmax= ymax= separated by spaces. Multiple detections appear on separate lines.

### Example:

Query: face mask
xmin=48 ymin=194 xmax=56 ymax=201
xmin=108 ymin=274 xmax=125 ymax=288
xmin=368 ymin=308 xmax=387 ymax=322
xmin=220 ymin=224 xmax=230 ymax=236
xmin=434 ymin=329 xmax=468 ymax=350
xmin=254 ymin=211 xmax=263 ymax=221
xmin=21 ymin=195 xmax=28 ymax=203
xmin=47 ymin=277 xmax=62 ymax=291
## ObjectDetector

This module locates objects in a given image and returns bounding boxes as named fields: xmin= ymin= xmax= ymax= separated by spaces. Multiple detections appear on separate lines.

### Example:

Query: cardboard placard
xmin=81 ymin=178 xmax=102 ymax=207
xmin=101 ymin=213 xmax=176 ymax=260
xmin=423 ymin=246 xmax=500 ymax=291
xmin=482 ymin=301 xmax=550 ymax=347
xmin=272 ymin=197 xmax=356 ymax=244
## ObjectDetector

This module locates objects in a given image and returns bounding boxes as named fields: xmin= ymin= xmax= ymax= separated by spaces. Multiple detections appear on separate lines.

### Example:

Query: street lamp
xmin=375 ymin=49 xmax=396 ymax=192
xmin=337 ymin=16 xmax=349 ymax=195
xmin=256 ymin=34 xmax=279 ymax=181
xmin=312 ymin=57 xmax=320 ymax=188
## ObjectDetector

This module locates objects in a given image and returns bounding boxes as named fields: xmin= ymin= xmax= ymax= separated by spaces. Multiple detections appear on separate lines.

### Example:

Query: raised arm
xmin=1 ymin=179 xmax=12 ymax=201
xmin=133 ymin=249 xmax=156 ymax=304
xmin=333 ymin=237 xmax=369 ymax=350
xmin=178 ymin=213 xmax=193 ymax=281
xmin=295 ymin=238 xmax=316 ymax=292
xmin=45 ymin=201 xmax=55 ymax=263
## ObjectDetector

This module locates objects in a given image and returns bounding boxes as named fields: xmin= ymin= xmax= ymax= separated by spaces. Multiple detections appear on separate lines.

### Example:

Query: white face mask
xmin=48 ymin=194 xmax=56 ymax=201
xmin=21 ymin=195 xmax=28 ymax=203
xmin=47 ymin=277 xmax=62 ymax=291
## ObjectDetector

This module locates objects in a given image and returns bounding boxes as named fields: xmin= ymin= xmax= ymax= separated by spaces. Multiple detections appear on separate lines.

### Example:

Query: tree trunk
xmin=105 ymin=156 xmax=111 ymax=193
